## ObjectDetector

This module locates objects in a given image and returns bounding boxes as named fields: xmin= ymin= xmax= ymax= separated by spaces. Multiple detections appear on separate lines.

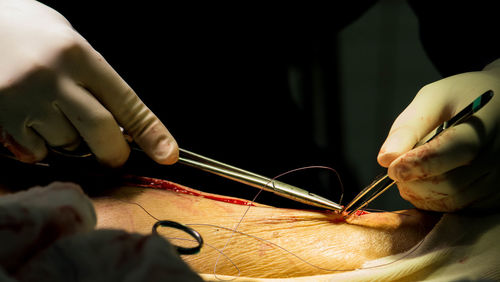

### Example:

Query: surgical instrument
xmin=177 ymin=148 xmax=343 ymax=211
xmin=152 ymin=220 xmax=203 ymax=255
xmin=342 ymin=90 xmax=494 ymax=217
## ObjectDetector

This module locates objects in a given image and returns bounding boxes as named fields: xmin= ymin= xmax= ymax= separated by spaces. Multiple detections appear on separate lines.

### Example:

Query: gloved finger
xmin=378 ymin=85 xmax=453 ymax=167
xmin=0 ymin=123 xmax=47 ymax=163
xmin=71 ymin=44 xmax=178 ymax=164
xmin=387 ymin=120 xmax=482 ymax=182
xmin=396 ymin=163 xmax=490 ymax=212
xmin=28 ymin=103 xmax=80 ymax=150
xmin=55 ymin=79 xmax=130 ymax=167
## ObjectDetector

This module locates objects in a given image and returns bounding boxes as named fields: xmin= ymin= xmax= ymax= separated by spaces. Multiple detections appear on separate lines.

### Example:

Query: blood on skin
xmin=122 ymin=176 xmax=370 ymax=223
xmin=123 ymin=176 xmax=255 ymax=206
xmin=333 ymin=209 xmax=369 ymax=223
xmin=354 ymin=210 xmax=369 ymax=216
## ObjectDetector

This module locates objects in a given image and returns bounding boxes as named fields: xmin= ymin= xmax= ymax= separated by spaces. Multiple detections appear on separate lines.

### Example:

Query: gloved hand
xmin=377 ymin=59 xmax=500 ymax=212
xmin=0 ymin=0 xmax=178 ymax=166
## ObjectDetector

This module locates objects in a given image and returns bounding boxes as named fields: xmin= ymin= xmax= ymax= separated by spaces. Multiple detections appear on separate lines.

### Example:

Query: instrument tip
xmin=308 ymin=193 xmax=343 ymax=211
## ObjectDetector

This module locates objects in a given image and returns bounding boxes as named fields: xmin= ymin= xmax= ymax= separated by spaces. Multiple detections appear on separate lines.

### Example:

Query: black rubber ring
xmin=152 ymin=220 xmax=203 ymax=255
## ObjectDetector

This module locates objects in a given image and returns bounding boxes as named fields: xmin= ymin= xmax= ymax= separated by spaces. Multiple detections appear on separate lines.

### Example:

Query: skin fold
xmin=93 ymin=181 xmax=441 ymax=278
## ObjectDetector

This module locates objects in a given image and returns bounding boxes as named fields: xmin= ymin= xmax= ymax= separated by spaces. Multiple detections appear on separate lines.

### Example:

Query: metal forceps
xmin=342 ymin=90 xmax=494 ymax=217
xmin=11 ymin=127 xmax=342 ymax=211
xmin=178 ymin=148 xmax=343 ymax=211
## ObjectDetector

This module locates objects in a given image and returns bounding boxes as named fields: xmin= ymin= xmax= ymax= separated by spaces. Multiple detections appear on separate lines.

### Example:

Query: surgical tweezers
xmin=342 ymin=90 xmax=494 ymax=217
xmin=178 ymin=148 xmax=343 ymax=211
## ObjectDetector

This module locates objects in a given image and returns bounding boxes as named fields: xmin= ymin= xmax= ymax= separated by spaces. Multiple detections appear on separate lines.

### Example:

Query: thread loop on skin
xmin=116 ymin=169 xmax=428 ymax=279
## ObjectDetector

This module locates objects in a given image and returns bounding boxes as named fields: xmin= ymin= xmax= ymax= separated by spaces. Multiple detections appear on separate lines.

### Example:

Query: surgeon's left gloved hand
xmin=377 ymin=59 xmax=500 ymax=212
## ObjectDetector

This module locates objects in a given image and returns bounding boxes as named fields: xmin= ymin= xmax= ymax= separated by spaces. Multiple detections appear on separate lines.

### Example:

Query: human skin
xmin=93 ymin=178 xmax=440 ymax=278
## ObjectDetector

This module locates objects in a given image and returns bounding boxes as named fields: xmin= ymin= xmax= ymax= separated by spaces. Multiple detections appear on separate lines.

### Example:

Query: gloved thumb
xmin=125 ymin=111 xmax=179 ymax=165
xmin=109 ymin=93 xmax=179 ymax=165
xmin=377 ymin=86 xmax=451 ymax=167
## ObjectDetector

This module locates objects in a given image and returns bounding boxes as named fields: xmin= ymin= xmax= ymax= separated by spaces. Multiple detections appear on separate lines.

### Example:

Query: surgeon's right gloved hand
xmin=378 ymin=59 xmax=500 ymax=212
xmin=0 ymin=0 xmax=178 ymax=167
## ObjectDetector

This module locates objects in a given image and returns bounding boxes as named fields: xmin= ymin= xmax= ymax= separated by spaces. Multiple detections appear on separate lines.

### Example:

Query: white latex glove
xmin=0 ymin=0 xmax=178 ymax=166
xmin=378 ymin=59 xmax=500 ymax=212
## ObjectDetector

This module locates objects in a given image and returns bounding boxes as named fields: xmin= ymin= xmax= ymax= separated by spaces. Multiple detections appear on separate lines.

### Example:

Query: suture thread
xmin=118 ymin=166 xmax=429 ymax=280
xmin=120 ymin=197 xmax=425 ymax=279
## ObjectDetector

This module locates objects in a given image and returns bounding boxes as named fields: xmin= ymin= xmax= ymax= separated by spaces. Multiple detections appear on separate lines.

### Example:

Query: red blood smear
xmin=339 ymin=208 xmax=369 ymax=220
xmin=122 ymin=176 xmax=366 ymax=214
xmin=329 ymin=216 xmax=346 ymax=224
xmin=354 ymin=210 xmax=369 ymax=216
xmin=123 ymin=176 xmax=255 ymax=206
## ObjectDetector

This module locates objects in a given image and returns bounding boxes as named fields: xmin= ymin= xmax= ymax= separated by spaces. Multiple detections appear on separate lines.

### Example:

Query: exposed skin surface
xmin=2 ymin=179 xmax=498 ymax=280
xmin=93 ymin=181 xmax=440 ymax=278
